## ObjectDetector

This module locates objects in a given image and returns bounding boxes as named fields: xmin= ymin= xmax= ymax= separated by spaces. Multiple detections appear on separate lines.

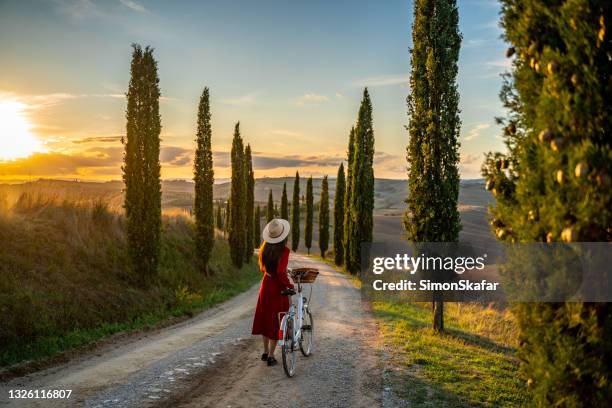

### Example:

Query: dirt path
xmin=1 ymin=254 xmax=383 ymax=408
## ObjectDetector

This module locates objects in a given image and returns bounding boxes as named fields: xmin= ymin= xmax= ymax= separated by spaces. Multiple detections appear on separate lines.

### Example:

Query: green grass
xmin=305 ymin=253 xmax=526 ymax=406
xmin=0 ymin=194 xmax=260 ymax=368
xmin=374 ymin=301 xmax=527 ymax=407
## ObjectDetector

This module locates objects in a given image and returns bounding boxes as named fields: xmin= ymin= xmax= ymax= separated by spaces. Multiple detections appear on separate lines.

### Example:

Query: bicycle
xmin=278 ymin=267 xmax=318 ymax=378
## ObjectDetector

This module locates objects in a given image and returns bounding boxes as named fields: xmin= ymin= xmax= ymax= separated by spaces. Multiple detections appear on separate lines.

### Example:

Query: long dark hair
xmin=261 ymin=238 xmax=287 ymax=277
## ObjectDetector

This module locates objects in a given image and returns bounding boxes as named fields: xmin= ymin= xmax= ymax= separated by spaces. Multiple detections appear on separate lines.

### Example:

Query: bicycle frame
xmin=278 ymin=272 xmax=311 ymax=347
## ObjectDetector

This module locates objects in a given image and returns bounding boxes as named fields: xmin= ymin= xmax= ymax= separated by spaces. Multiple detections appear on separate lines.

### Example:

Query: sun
xmin=0 ymin=99 xmax=45 ymax=161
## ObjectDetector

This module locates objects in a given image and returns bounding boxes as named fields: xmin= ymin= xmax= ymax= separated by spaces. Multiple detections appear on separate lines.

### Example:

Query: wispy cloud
xmin=352 ymin=73 xmax=409 ymax=88
xmin=461 ymin=153 xmax=481 ymax=164
xmin=464 ymin=123 xmax=491 ymax=141
xmin=221 ymin=93 xmax=257 ymax=107
xmin=72 ymin=135 xmax=123 ymax=144
xmin=296 ymin=93 xmax=329 ymax=106
xmin=119 ymin=0 xmax=148 ymax=13
xmin=271 ymin=129 xmax=300 ymax=137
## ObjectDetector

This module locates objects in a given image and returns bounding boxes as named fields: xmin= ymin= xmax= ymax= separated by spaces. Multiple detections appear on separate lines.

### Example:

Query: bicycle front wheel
xmin=300 ymin=309 xmax=314 ymax=357
xmin=281 ymin=316 xmax=297 ymax=377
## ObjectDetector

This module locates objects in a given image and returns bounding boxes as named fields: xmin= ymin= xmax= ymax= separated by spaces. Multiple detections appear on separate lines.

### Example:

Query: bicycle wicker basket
xmin=290 ymin=267 xmax=319 ymax=283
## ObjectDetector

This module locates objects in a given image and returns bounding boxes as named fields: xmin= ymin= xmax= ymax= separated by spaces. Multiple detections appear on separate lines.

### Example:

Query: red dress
xmin=251 ymin=246 xmax=294 ymax=339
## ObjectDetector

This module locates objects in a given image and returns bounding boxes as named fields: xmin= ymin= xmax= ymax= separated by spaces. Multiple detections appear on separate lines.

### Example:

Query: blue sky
xmin=0 ymin=0 xmax=509 ymax=180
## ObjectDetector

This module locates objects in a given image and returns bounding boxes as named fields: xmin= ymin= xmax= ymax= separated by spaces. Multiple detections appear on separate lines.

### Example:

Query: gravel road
xmin=1 ymin=254 xmax=384 ymax=408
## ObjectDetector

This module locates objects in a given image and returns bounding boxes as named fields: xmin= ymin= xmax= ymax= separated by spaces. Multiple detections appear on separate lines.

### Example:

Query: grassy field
xmin=0 ymin=192 xmax=260 ymax=368
xmin=374 ymin=301 xmax=526 ymax=407
xmin=309 ymin=254 xmax=525 ymax=407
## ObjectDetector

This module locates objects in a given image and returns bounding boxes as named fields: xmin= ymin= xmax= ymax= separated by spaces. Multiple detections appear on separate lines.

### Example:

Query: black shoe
xmin=261 ymin=353 xmax=268 ymax=361
xmin=267 ymin=356 xmax=277 ymax=366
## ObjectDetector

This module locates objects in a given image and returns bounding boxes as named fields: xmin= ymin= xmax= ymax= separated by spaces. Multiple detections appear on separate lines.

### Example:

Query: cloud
xmin=72 ymin=135 xmax=123 ymax=144
xmin=352 ymin=73 xmax=409 ymax=88
xmin=271 ymin=130 xmax=300 ymax=137
xmin=374 ymin=151 xmax=406 ymax=175
xmin=0 ymin=149 xmax=121 ymax=177
xmin=221 ymin=93 xmax=257 ymax=107
xmin=464 ymin=123 xmax=491 ymax=141
xmin=119 ymin=0 xmax=148 ymax=13
xmin=461 ymin=153 xmax=481 ymax=165
xmin=335 ymin=92 xmax=344 ymax=99
xmin=160 ymin=146 xmax=192 ymax=166
xmin=296 ymin=93 xmax=329 ymax=106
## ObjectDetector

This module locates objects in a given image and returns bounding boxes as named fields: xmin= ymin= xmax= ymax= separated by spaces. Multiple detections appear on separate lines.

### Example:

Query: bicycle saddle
xmin=281 ymin=288 xmax=296 ymax=296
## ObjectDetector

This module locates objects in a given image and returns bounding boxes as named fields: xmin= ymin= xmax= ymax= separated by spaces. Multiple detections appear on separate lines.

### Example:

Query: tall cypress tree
xmin=305 ymin=176 xmax=314 ymax=254
xmin=281 ymin=182 xmax=289 ymax=220
xmin=254 ymin=205 xmax=261 ymax=248
xmin=333 ymin=163 xmax=346 ymax=265
xmin=266 ymin=190 xmax=274 ymax=223
xmin=291 ymin=171 xmax=300 ymax=251
xmin=319 ymin=175 xmax=330 ymax=258
xmin=346 ymin=89 xmax=375 ymax=274
xmin=404 ymin=0 xmax=461 ymax=332
xmin=343 ymin=127 xmax=356 ymax=267
xmin=193 ymin=87 xmax=214 ymax=275
xmin=244 ymin=144 xmax=254 ymax=263
xmin=229 ymin=123 xmax=246 ymax=268
xmin=482 ymin=1 xmax=611 ymax=404
xmin=224 ymin=199 xmax=230 ymax=237
xmin=216 ymin=201 xmax=223 ymax=231
xmin=123 ymin=44 xmax=162 ymax=286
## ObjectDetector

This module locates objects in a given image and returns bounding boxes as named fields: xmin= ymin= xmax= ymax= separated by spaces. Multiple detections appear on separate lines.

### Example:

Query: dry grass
xmin=0 ymin=191 xmax=259 ymax=367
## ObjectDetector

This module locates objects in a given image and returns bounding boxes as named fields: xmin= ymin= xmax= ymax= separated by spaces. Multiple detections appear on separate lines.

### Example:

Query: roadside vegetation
xmin=0 ymin=193 xmax=259 ymax=368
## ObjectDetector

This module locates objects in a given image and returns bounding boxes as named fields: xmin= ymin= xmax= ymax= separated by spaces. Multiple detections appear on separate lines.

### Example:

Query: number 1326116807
xmin=8 ymin=389 xmax=72 ymax=399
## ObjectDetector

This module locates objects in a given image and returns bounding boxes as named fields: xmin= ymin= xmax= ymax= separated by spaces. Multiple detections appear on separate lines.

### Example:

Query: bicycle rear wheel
xmin=281 ymin=317 xmax=297 ymax=377
xmin=299 ymin=309 xmax=314 ymax=357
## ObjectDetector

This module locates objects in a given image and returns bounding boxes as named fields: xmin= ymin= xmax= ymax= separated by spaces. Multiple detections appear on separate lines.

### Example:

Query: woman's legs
xmin=262 ymin=336 xmax=269 ymax=355
xmin=268 ymin=339 xmax=278 ymax=356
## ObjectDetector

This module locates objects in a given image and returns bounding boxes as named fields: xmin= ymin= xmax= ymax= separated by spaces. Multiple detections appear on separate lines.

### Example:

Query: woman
xmin=252 ymin=218 xmax=294 ymax=367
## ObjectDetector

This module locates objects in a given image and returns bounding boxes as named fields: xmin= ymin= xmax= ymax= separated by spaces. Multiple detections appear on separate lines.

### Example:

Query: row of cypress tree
xmin=331 ymin=89 xmax=376 ymax=275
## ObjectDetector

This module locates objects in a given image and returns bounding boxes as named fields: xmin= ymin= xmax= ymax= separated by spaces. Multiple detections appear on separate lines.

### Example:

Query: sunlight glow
xmin=0 ymin=99 xmax=45 ymax=161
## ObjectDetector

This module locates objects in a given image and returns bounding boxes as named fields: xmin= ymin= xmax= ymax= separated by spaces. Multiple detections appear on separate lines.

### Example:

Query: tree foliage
xmin=346 ymin=89 xmax=375 ymax=274
xmin=305 ymin=176 xmax=313 ymax=254
xmin=334 ymin=163 xmax=346 ymax=265
xmin=319 ymin=175 xmax=330 ymax=258
xmin=254 ymin=205 xmax=261 ymax=248
xmin=281 ymin=182 xmax=289 ymax=220
xmin=123 ymin=44 xmax=162 ymax=286
xmin=343 ymin=127 xmax=355 ymax=267
xmin=193 ymin=87 xmax=214 ymax=274
xmin=266 ymin=189 xmax=274 ymax=223
xmin=403 ymin=0 xmax=462 ymax=332
xmin=244 ymin=144 xmax=254 ymax=263
xmin=228 ymin=123 xmax=246 ymax=268
xmin=291 ymin=171 xmax=300 ymax=251
xmin=483 ymin=1 xmax=612 ymax=404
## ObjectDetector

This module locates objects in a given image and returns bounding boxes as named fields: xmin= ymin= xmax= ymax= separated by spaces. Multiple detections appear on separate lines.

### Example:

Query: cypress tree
xmin=228 ymin=123 xmax=246 ymax=268
xmin=482 ymin=1 xmax=611 ymax=404
xmin=319 ymin=175 xmax=330 ymax=258
xmin=305 ymin=176 xmax=313 ymax=254
xmin=281 ymin=182 xmax=289 ymax=220
xmin=224 ymin=199 xmax=230 ymax=236
xmin=291 ymin=171 xmax=300 ymax=251
xmin=123 ymin=44 xmax=162 ymax=286
xmin=404 ymin=0 xmax=462 ymax=333
xmin=333 ymin=163 xmax=346 ymax=265
xmin=193 ymin=87 xmax=215 ymax=275
xmin=244 ymin=144 xmax=254 ymax=263
xmin=343 ymin=127 xmax=356 ymax=267
xmin=346 ymin=88 xmax=375 ymax=274
xmin=266 ymin=190 xmax=274 ymax=223
xmin=216 ymin=201 xmax=223 ymax=231
xmin=254 ymin=205 xmax=261 ymax=248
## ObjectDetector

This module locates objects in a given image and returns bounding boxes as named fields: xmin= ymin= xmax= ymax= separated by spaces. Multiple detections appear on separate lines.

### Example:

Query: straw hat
xmin=262 ymin=218 xmax=290 ymax=244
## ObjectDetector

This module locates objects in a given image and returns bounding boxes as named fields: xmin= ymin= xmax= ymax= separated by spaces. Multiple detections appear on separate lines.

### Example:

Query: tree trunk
xmin=433 ymin=300 xmax=444 ymax=333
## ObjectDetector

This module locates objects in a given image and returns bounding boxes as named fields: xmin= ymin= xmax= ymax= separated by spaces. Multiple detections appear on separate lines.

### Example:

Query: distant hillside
xmin=0 ymin=177 xmax=490 ymax=214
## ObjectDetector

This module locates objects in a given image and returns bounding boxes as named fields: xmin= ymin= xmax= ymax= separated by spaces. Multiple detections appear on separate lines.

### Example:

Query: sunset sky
xmin=0 ymin=0 xmax=508 ymax=181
